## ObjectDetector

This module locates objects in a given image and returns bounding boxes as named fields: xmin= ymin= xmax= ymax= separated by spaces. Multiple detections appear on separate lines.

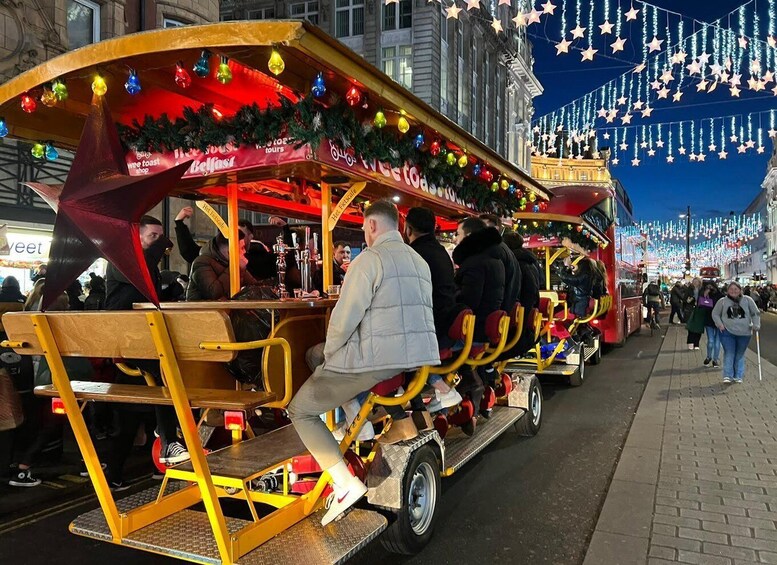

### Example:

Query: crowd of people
xmin=644 ymin=276 xmax=763 ymax=384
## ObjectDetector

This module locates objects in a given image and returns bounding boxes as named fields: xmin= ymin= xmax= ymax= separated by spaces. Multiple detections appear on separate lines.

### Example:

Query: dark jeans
xmin=669 ymin=305 xmax=684 ymax=324
xmin=687 ymin=331 xmax=702 ymax=347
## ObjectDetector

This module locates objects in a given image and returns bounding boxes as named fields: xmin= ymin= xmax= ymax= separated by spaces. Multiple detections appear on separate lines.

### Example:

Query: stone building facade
xmin=219 ymin=0 xmax=542 ymax=172
xmin=761 ymin=147 xmax=777 ymax=282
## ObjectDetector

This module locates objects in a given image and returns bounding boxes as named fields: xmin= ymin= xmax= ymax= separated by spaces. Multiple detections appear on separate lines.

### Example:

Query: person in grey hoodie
xmin=712 ymin=281 xmax=761 ymax=383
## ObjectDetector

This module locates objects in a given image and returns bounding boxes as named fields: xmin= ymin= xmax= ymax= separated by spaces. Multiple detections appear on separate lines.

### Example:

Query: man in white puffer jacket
xmin=289 ymin=200 xmax=440 ymax=526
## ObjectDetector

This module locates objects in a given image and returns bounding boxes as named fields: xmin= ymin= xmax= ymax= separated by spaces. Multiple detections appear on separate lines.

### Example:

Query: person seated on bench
xmin=105 ymin=215 xmax=189 ymax=490
xmin=557 ymin=256 xmax=594 ymax=319
xmin=288 ymin=200 xmax=439 ymax=526
xmin=451 ymin=218 xmax=505 ymax=430
xmin=186 ymin=229 xmax=258 ymax=301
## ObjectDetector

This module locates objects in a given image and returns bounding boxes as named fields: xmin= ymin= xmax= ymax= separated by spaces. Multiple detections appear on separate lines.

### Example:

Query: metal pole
xmin=685 ymin=205 xmax=691 ymax=278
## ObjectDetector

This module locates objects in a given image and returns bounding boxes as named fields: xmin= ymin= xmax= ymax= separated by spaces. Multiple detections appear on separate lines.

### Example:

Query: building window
xmin=248 ymin=7 xmax=276 ymax=19
xmin=67 ymin=0 xmax=100 ymax=49
xmin=221 ymin=13 xmax=235 ymax=21
xmin=471 ymin=42 xmax=478 ymax=135
xmin=336 ymin=0 xmax=364 ymax=38
xmin=496 ymin=66 xmax=504 ymax=154
xmin=457 ymin=23 xmax=464 ymax=120
xmin=440 ymin=45 xmax=449 ymax=111
xmin=290 ymin=2 xmax=319 ymax=24
xmin=382 ymin=45 xmax=413 ymax=89
xmin=163 ymin=18 xmax=186 ymax=28
xmin=383 ymin=0 xmax=412 ymax=31
xmin=484 ymin=53 xmax=491 ymax=146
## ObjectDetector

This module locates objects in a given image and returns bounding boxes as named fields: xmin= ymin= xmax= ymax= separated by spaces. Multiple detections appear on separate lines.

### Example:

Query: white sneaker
xmin=321 ymin=474 xmax=368 ymax=526
xmin=332 ymin=421 xmax=375 ymax=442
xmin=688 ymin=344 xmax=694 ymax=350
xmin=159 ymin=442 xmax=190 ymax=465
xmin=723 ymin=377 xmax=732 ymax=384
xmin=426 ymin=388 xmax=463 ymax=413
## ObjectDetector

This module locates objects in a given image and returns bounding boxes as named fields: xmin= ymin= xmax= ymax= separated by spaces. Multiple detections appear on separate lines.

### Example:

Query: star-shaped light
xmin=710 ymin=63 xmax=724 ymax=76
xmin=650 ymin=79 xmax=662 ymax=90
xmin=631 ymin=157 xmax=640 ymax=166
xmin=498 ymin=0 xmax=511 ymax=5
xmin=581 ymin=46 xmax=598 ymax=61
xmin=672 ymin=90 xmax=682 ymax=102
xmin=678 ymin=146 xmax=687 ymax=155
xmin=606 ymin=110 xmax=617 ymax=123
xmin=647 ymin=36 xmax=664 ymax=52
xmin=758 ymin=146 xmax=766 ymax=154
xmin=29 ymin=97 xmax=191 ymax=309
xmin=611 ymin=158 xmax=619 ymax=165
xmin=671 ymin=51 xmax=687 ymax=65
xmin=751 ymin=59 xmax=762 ymax=73
xmin=769 ymin=128 xmax=777 ymax=138
xmin=686 ymin=61 xmax=701 ymax=75
xmin=603 ymin=132 xmax=611 ymax=139
xmin=772 ymin=84 xmax=777 ymax=96
xmin=597 ymin=107 xmax=608 ymax=118
xmin=619 ymin=142 xmax=629 ymax=151
xmin=730 ymin=85 xmax=741 ymax=97
xmin=648 ymin=149 xmax=656 ymax=157
xmin=599 ymin=20 xmax=614 ymax=34
xmin=667 ymin=155 xmax=675 ymax=163
xmin=512 ymin=12 xmax=527 ymax=27
xmin=709 ymin=143 xmax=717 ymax=152
xmin=633 ymin=62 xmax=647 ymax=73
xmin=746 ymin=140 xmax=756 ymax=149
xmin=764 ymin=70 xmax=775 ymax=83
xmin=720 ymin=71 xmax=731 ymax=83
xmin=466 ymin=0 xmax=480 ymax=10
xmin=621 ymin=112 xmax=632 ymax=124
xmin=755 ymin=80 xmax=767 ymax=92
xmin=747 ymin=77 xmax=760 ymax=90
xmin=625 ymin=5 xmax=639 ymax=21
xmin=541 ymin=1 xmax=557 ymax=15
xmin=632 ymin=100 xmax=644 ymax=110
xmin=697 ymin=79 xmax=709 ymax=91
xmin=730 ymin=134 xmax=739 ymax=142
xmin=571 ymin=25 xmax=587 ymax=39
xmin=739 ymin=35 xmax=749 ymax=49
xmin=657 ymin=86 xmax=670 ymax=99
xmin=611 ymin=37 xmax=627 ymax=53
xmin=491 ymin=18 xmax=503 ymax=33
xmin=616 ymin=96 xmax=627 ymax=106
xmin=738 ymin=144 xmax=747 ymax=154
xmin=656 ymin=140 xmax=665 ymax=148
xmin=641 ymin=106 xmax=653 ymax=117
xmin=689 ymin=153 xmax=697 ymax=162
xmin=574 ymin=154 xmax=584 ymax=160
xmin=698 ymin=52 xmax=711 ymax=65
xmin=640 ymin=141 xmax=648 ymax=149
xmin=446 ymin=4 xmax=462 ymax=19
xmin=769 ymin=35 xmax=777 ymax=48
xmin=718 ymin=150 xmax=728 ymax=159
xmin=527 ymin=8 xmax=542 ymax=24
xmin=556 ymin=38 xmax=572 ymax=54
xmin=697 ymin=153 xmax=706 ymax=162
xmin=660 ymin=69 xmax=675 ymax=83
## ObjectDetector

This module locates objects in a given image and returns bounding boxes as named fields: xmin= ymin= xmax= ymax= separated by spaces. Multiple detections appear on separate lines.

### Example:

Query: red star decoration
xmin=27 ymin=97 xmax=191 ymax=310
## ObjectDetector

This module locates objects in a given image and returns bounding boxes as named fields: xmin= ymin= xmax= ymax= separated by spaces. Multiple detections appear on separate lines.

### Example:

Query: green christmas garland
xmin=516 ymin=220 xmax=603 ymax=252
xmin=117 ymin=94 xmax=530 ymax=216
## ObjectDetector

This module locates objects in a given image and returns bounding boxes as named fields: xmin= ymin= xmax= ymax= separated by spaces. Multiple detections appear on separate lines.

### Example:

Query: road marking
xmin=0 ymin=493 xmax=95 ymax=535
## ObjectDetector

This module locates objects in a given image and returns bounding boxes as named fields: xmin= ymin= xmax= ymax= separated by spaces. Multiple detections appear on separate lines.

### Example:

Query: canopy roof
xmin=0 ymin=21 xmax=550 ymax=221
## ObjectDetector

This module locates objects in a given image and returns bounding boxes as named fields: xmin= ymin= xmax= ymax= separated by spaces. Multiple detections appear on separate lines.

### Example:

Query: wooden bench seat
xmin=35 ymin=382 xmax=275 ymax=411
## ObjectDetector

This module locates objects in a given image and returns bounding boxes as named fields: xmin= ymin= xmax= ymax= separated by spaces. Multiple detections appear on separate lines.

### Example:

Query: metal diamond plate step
xmin=70 ymin=482 xmax=387 ymax=564
xmin=443 ymin=405 xmax=524 ymax=475
xmin=174 ymin=424 xmax=306 ymax=480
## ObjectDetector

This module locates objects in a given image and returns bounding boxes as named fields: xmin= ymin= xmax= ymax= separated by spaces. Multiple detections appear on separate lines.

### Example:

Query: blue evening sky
xmin=529 ymin=0 xmax=772 ymax=222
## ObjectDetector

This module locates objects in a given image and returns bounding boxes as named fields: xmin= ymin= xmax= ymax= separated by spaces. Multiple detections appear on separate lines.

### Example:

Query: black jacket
xmin=0 ymin=287 xmax=25 ymax=304
xmin=670 ymin=285 xmax=685 ymax=308
xmin=512 ymin=248 xmax=541 ymax=311
xmin=174 ymin=219 xmax=201 ymax=265
xmin=559 ymin=266 xmax=593 ymax=308
xmin=493 ymin=241 xmax=521 ymax=311
xmin=410 ymin=234 xmax=463 ymax=338
xmin=187 ymin=237 xmax=258 ymax=301
xmin=105 ymin=238 xmax=169 ymax=311
xmin=453 ymin=228 xmax=506 ymax=342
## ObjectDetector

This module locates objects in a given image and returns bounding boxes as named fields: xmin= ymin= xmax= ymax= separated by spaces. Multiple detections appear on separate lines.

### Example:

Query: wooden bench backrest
xmin=2 ymin=310 xmax=236 ymax=363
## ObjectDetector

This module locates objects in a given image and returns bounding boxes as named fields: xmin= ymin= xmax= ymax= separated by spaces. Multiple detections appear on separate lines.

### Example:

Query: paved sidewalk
xmin=584 ymin=326 xmax=777 ymax=565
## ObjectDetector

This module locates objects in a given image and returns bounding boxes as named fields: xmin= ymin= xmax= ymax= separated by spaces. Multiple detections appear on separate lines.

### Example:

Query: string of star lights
xmin=639 ymin=213 xmax=763 ymax=242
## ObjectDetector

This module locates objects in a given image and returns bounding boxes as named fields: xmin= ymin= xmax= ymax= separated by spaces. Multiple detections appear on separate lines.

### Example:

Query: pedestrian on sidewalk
xmin=669 ymin=281 xmax=686 ymax=324
xmin=697 ymin=283 xmax=722 ymax=368
xmin=712 ymin=281 xmax=761 ymax=384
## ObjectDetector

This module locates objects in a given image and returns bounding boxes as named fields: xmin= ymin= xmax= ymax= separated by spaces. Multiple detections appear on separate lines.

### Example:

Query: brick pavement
xmin=584 ymin=325 xmax=777 ymax=565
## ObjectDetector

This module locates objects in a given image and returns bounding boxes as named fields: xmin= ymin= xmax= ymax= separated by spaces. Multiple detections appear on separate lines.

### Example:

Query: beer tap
xmin=273 ymin=234 xmax=289 ymax=299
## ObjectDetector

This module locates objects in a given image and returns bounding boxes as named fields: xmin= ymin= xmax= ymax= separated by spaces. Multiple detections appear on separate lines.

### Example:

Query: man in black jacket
xmin=186 ymin=230 xmax=257 ymax=301
xmin=105 ymin=216 xmax=189 ymax=490
xmin=452 ymin=217 xmax=506 ymax=433
xmin=312 ymin=241 xmax=350 ymax=294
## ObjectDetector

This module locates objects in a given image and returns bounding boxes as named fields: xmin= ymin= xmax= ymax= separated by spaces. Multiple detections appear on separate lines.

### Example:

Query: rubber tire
xmin=515 ymin=376 xmax=542 ymax=437
xmin=568 ymin=348 xmax=585 ymax=387
xmin=381 ymin=445 xmax=441 ymax=555
xmin=589 ymin=344 xmax=602 ymax=365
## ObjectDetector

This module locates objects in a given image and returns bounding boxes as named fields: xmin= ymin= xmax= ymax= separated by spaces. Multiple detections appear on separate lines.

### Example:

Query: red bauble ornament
xmin=346 ymin=86 xmax=362 ymax=106
xmin=482 ymin=169 xmax=494 ymax=183
xmin=21 ymin=93 xmax=37 ymax=114
xmin=174 ymin=62 xmax=192 ymax=88
xmin=430 ymin=140 xmax=442 ymax=156
xmin=576 ymin=225 xmax=583 ymax=232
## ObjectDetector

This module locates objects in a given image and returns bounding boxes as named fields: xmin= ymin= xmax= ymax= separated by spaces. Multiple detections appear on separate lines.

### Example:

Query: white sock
xmin=326 ymin=459 xmax=353 ymax=489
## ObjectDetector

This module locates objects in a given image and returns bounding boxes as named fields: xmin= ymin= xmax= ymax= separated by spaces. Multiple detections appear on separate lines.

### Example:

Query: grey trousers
xmin=289 ymin=343 xmax=398 ymax=469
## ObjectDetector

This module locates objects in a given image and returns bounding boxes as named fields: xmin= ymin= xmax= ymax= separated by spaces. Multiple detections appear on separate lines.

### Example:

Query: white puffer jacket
xmin=323 ymin=230 xmax=440 ymax=374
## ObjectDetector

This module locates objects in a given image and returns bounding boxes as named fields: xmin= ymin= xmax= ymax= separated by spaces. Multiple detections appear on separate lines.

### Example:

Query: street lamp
xmin=679 ymin=205 xmax=691 ymax=278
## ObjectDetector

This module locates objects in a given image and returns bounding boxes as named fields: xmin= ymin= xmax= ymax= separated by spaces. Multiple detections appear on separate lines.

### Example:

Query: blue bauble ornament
xmin=533 ymin=205 xmax=540 ymax=212
xmin=193 ymin=51 xmax=210 ymax=78
xmin=311 ymin=73 xmax=326 ymax=98
xmin=124 ymin=70 xmax=141 ymax=95
xmin=473 ymin=163 xmax=481 ymax=177
xmin=414 ymin=133 xmax=424 ymax=149
xmin=0 ymin=119 xmax=8 ymax=138
xmin=44 ymin=142 xmax=58 ymax=161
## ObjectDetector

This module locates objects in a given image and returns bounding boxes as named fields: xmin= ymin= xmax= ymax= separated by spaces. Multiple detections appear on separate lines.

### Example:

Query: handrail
xmin=429 ymin=314 xmax=476 ymax=375
xmin=0 ymin=340 xmax=25 ymax=349
xmin=199 ymin=337 xmax=293 ymax=408
xmin=499 ymin=305 xmax=526 ymax=355
xmin=466 ymin=315 xmax=511 ymax=367
xmin=114 ymin=363 xmax=157 ymax=387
